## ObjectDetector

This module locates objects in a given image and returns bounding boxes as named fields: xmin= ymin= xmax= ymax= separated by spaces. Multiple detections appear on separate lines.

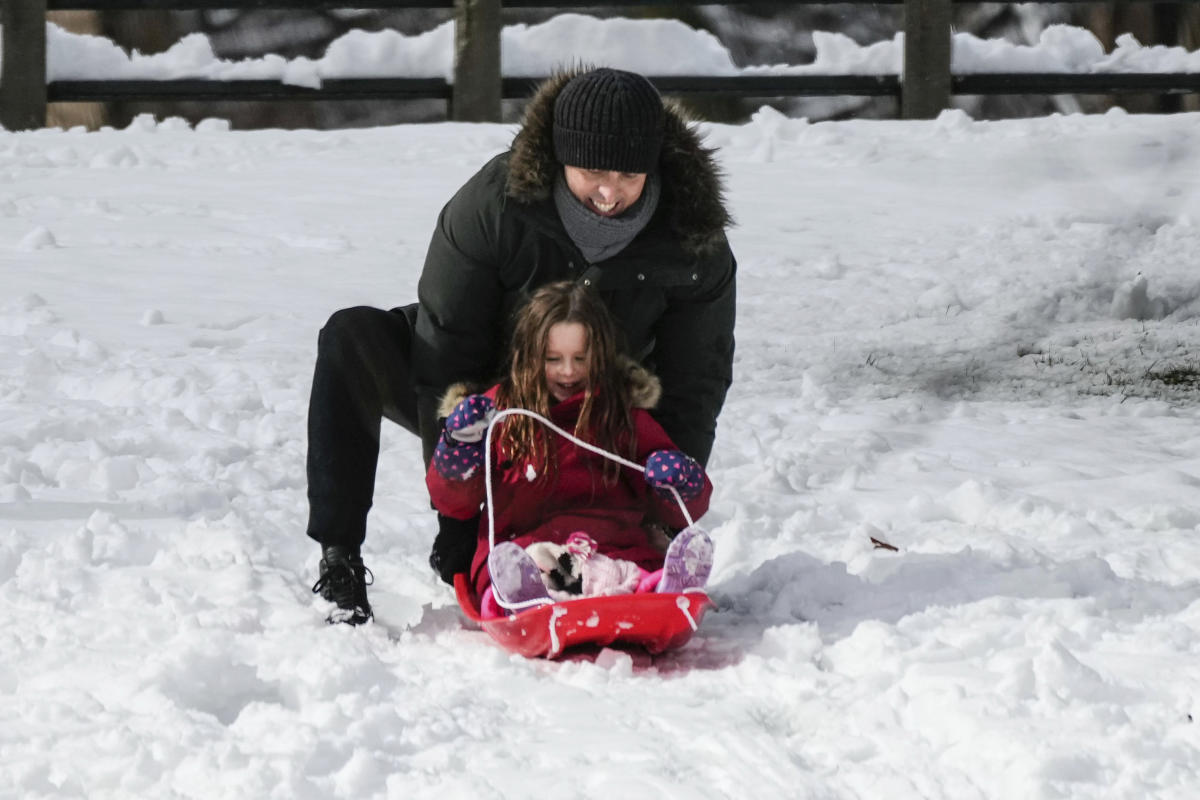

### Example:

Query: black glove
xmin=428 ymin=513 xmax=479 ymax=585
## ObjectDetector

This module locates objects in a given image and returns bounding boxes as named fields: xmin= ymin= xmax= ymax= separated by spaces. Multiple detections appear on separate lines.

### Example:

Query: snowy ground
xmin=3 ymin=108 xmax=1200 ymax=798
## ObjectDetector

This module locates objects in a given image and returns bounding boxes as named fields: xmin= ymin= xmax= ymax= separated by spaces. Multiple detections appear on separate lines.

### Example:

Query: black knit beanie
xmin=552 ymin=68 xmax=665 ymax=175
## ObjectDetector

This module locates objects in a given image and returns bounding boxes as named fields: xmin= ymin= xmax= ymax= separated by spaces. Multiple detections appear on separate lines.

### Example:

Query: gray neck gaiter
xmin=553 ymin=172 xmax=661 ymax=263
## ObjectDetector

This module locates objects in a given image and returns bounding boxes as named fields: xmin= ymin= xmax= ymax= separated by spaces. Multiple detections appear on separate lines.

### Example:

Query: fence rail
xmin=4 ymin=0 xmax=1200 ymax=130
xmin=50 ymin=73 xmax=1200 ymax=105
xmin=46 ymin=75 xmax=907 ymax=103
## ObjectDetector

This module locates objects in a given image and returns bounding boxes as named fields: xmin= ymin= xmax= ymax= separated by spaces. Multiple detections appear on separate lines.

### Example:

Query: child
xmin=425 ymin=281 xmax=714 ymax=615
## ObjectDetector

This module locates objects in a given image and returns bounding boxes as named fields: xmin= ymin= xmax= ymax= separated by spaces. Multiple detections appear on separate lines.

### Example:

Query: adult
xmin=307 ymin=66 xmax=736 ymax=625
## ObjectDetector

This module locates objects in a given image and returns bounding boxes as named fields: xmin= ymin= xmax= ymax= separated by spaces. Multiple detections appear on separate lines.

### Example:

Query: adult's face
xmin=563 ymin=166 xmax=648 ymax=218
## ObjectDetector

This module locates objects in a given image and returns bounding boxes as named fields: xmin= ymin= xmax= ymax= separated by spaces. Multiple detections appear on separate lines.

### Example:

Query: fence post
xmin=0 ymin=0 xmax=47 ymax=130
xmin=902 ymin=0 xmax=951 ymax=119
xmin=452 ymin=0 xmax=501 ymax=122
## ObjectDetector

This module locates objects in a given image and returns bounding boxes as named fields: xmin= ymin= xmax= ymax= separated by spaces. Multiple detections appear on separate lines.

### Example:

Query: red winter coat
xmin=426 ymin=373 xmax=713 ymax=598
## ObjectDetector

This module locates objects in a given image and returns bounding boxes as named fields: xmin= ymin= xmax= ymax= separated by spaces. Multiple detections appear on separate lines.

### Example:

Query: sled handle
xmin=483 ymin=407 xmax=696 ymax=555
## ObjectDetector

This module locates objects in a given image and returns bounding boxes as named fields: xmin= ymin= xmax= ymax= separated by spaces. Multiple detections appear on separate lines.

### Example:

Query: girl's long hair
xmin=495 ymin=281 xmax=634 ymax=484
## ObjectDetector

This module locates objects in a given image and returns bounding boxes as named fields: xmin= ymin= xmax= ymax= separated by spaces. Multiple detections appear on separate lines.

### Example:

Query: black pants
xmin=305 ymin=304 xmax=426 ymax=549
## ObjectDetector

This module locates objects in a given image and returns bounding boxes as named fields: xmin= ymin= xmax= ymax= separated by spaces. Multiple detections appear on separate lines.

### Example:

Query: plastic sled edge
xmin=453 ymin=573 xmax=712 ymax=659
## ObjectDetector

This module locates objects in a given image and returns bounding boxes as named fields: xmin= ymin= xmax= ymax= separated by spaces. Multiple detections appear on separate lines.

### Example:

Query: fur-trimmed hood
xmin=505 ymin=68 xmax=733 ymax=257
xmin=438 ymin=355 xmax=662 ymax=418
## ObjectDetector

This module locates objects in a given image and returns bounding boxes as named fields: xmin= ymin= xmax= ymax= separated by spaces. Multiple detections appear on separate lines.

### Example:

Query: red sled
xmin=455 ymin=573 xmax=713 ymax=659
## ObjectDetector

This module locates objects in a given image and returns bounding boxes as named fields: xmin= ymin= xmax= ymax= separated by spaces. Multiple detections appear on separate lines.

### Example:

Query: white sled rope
xmin=483 ymin=407 xmax=700 ymax=614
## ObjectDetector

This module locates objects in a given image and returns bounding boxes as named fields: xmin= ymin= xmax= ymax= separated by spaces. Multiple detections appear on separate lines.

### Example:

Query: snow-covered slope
xmin=2 ymin=108 xmax=1200 ymax=798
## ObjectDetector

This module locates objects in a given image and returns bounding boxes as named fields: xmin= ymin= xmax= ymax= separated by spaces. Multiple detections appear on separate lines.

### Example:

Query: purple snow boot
xmin=656 ymin=527 xmax=714 ymax=593
xmin=488 ymin=541 xmax=553 ymax=611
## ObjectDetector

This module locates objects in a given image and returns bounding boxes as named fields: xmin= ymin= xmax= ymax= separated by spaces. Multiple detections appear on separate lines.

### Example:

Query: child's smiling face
xmin=544 ymin=321 xmax=590 ymax=402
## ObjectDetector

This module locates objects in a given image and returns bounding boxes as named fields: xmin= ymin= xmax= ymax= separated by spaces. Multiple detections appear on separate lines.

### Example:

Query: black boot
xmin=312 ymin=545 xmax=374 ymax=625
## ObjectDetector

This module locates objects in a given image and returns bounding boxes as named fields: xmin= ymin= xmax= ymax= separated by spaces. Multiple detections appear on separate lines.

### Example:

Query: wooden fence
xmin=3 ymin=0 xmax=1200 ymax=130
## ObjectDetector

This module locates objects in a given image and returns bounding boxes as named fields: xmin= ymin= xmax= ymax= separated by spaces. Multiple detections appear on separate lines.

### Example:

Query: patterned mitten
xmin=444 ymin=394 xmax=495 ymax=444
xmin=432 ymin=437 xmax=483 ymax=481
xmin=643 ymin=449 xmax=705 ymax=501
xmin=432 ymin=395 xmax=495 ymax=480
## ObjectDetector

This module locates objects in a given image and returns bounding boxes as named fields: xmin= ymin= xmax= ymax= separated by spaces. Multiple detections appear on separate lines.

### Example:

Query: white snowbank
xmin=40 ymin=17 xmax=1200 ymax=86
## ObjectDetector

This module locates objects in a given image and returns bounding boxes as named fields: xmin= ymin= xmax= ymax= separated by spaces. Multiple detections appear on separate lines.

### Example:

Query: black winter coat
xmin=412 ymin=70 xmax=736 ymax=467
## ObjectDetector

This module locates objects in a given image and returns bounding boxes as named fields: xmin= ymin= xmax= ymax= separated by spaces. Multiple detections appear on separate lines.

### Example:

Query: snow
xmin=38 ymin=16 xmax=1200 ymax=85
xmin=4 ymin=103 xmax=1200 ymax=797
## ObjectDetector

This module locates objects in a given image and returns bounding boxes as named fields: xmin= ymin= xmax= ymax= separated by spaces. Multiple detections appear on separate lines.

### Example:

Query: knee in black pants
xmin=306 ymin=304 xmax=420 ymax=549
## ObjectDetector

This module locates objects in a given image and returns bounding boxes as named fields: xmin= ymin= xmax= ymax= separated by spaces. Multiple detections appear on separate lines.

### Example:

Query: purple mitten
xmin=433 ymin=394 xmax=495 ymax=480
xmin=444 ymin=394 xmax=495 ymax=444
xmin=432 ymin=437 xmax=484 ymax=481
xmin=643 ymin=449 xmax=705 ymax=501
